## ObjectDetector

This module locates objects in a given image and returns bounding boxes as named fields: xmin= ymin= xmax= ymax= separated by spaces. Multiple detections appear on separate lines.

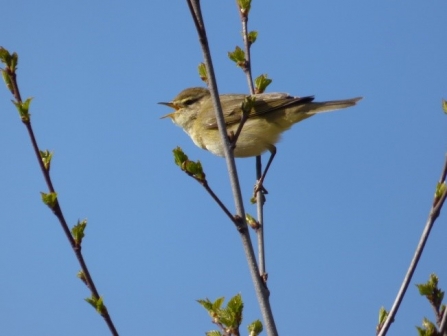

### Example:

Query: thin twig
xmin=235 ymin=0 xmax=268 ymax=283
xmin=378 ymin=155 xmax=447 ymax=336
xmin=200 ymin=179 xmax=241 ymax=228
xmin=229 ymin=112 xmax=249 ymax=150
xmin=236 ymin=3 xmax=255 ymax=94
xmin=3 ymin=56 xmax=119 ymax=336
xmin=439 ymin=303 xmax=447 ymax=335
xmin=185 ymin=2 xmax=278 ymax=335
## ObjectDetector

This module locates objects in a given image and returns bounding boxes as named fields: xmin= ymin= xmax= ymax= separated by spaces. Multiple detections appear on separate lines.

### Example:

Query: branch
xmin=185 ymin=2 xmax=278 ymax=335
xmin=0 ymin=47 xmax=119 ymax=336
xmin=377 ymin=155 xmax=447 ymax=336
xmin=234 ymin=0 xmax=268 ymax=282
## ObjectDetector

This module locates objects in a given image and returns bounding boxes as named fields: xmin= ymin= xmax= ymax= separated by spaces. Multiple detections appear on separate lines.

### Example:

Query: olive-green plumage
xmin=160 ymin=87 xmax=361 ymax=158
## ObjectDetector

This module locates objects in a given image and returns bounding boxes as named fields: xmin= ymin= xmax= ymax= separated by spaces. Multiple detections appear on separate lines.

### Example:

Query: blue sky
xmin=1 ymin=1 xmax=446 ymax=335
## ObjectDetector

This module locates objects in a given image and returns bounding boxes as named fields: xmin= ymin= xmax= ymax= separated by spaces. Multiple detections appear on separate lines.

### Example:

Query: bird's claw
xmin=253 ymin=180 xmax=268 ymax=196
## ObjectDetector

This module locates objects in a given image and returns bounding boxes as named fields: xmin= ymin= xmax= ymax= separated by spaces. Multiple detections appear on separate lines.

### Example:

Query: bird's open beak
xmin=158 ymin=102 xmax=176 ymax=119
xmin=160 ymin=112 xmax=175 ymax=119
xmin=158 ymin=102 xmax=175 ymax=108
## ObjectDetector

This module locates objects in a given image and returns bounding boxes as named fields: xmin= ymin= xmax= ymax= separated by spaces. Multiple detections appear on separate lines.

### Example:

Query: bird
xmin=160 ymin=87 xmax=361 ymax=191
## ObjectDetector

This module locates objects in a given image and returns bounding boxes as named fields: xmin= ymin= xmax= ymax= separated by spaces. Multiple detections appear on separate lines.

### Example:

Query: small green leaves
xmin=228 ymin=46 xmax=246 ymax=68
xmin=245 ymin=213 xmax=260 ymax=230
xmin=247 ymin=31 xmax=258 ymax=46
xmin=376 ymin=307 xmax=388 ymax=333
xmin=173 ymin=147 xmax=206 ymax=182
xmin=198 ymin=297 xmax=225 ymax=321
xmin=77 ymin=270 xmax=88 ymax=285
xmin=417 ymin=274 xmax=440 ymax=295
xmin=12 ymin=97 xmax=33 ymax=122
xmin=39 ymin=150 xmax=53 ymax=171
xmin=85 ymin=295 xmax=106 ymax=315
xmin=237 ymin=0 xmax=252 ymax=16
xmin=254 ymin=74 xmax=272 ymax=94
xmin=198 ymin=294 xmax=246 ymax=335
xmin=414 ymin=274 xmax=445 ymax=335
xmin=173 ymin=146 xmax=189 ymax=167
xmin=185 ymin=160 xmax=206 ymax=181
xmin=442 ymin=99 xmax=447 ymax=114
xmin=434 ymin=182 xmax=446 ymax=202
xmin=199 ymin=295 xmax=261 ymax=335
xmin=205 ymin=331 xmax=222 ymax=336
xmin=0 ymin=47 xmax=18 ymax=70
xmin=241 ymin=96 xmax=256 ymax=117
xmin=72 ymin=219 xmax=87 ymax=246
xmin=248 ymin=319 xmax=263 ymax=336
xmin=416 ymin=317 xmax=439 ymax=336
xmin=198 ymin=62 xmax=208 ymax=83
xmin=41 ymin=191 xmax=58 ymax=209
xmin=0 ymin=47 xmax=18 ymax=95
xmin=417 ymin=274 xmax=444 ymax=311
xmin=225 ymin=294 xmax=243 ymax=328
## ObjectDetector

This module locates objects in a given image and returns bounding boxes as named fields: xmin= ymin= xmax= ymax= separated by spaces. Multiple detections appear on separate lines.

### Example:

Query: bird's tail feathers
xmin=304 ymin=97 xmax=362 ymax=115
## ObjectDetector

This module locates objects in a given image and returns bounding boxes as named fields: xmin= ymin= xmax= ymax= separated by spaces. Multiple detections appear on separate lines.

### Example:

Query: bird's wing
xmin=203 ymin=93 xmax=315 ymax=129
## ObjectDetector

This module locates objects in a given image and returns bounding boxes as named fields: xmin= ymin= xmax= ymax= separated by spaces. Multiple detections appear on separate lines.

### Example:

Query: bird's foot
xmin=251 ymin=180 xmax=268 ymax=202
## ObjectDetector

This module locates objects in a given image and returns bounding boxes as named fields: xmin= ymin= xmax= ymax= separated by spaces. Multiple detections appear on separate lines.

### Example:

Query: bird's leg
xmin=253 ymin=145 xmax=276 ymax=195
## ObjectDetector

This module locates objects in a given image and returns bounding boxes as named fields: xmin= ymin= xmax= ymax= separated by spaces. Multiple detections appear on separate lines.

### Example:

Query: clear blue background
xmin=1 ymin=1 xmax=446 ymax=335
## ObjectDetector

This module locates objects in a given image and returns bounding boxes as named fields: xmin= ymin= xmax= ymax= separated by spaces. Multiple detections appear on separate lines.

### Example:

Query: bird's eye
xmin=181 ymin=98 xmax=195 ymax=106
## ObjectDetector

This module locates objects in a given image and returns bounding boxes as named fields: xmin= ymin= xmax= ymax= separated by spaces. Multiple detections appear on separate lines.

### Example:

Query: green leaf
xmin=199 ymin=295 xmax=244 ymax=334
xmin=417 ymin=274 xmax=439 ymax=293
xmin=247 ymin=31 xmax=258 ymax=45
xmin=39 ymin=150 xmax=53 ymax=171
xmin=173 ymin=147 xmax=188 ymax=167
xmin=237 ymin=0 xmax=251 ymax=15
xmin=416 ymin=317 xmax=438 ymax=336
xmin=72 ymin=219 xmax=87 ymax=245
xmin=85 ymin=295 xmax=106 ymax=314
xmin=435 ymin=182 xmax=447 ymax=200
xmin=223 ymin=294 xmax=243 ymax=329
xmin=95 ymin=296 xmax=105 ymax=314
xmin=241 ymin=96 xmax=256 ymax=117
xmin=248 ymin=319 xmax=263 ymax=336
xmin=376 ymin=306 xmax=388 ymax=333
xmin=85 ymin=296 xmax=96 ymax=307
xmin=41 ymin=192 xmax=58 ymax=209
xmin=197 ymin=298 xmax=215 ymax=312
xmin=254 ymin=74 xmax=272 ymax=94
xmin=198 ymin=297 xmax=224 ymax=321
xmin=0 ymin=47 xmax=9 ymax=63
xmin=77 ymin=270 xmax=87 ymax=285
xmin=206 ymin=331 xmax=222 ymax=336
xmin=198 ymin=63 xmax=208 ymax=83
xmin=12 ymin=97 xmax=33 ymax=122
xmin=184 ymin=160 xmax=206 ymax=181
xmin=173 ymin=147 xmax=207 ymax=181
xmin=416 ymin=274 xmax=444 ymax=310
xmin=245 ymin=213 xmax=259 ymax=230
xmin=228 ymin=46 xmax=246 ymax=68
xmin=227 ymin=294 xmax=243 ymax=314
xmin=0 ymin=47 xmax=18 ymax=70
xmin=378 ymin=306 xmax=388 ymax=324
xmin=442 ymin=99 xmax=447 ymax=114
xmin=213 ymin=297 xmax=225 ymax=310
